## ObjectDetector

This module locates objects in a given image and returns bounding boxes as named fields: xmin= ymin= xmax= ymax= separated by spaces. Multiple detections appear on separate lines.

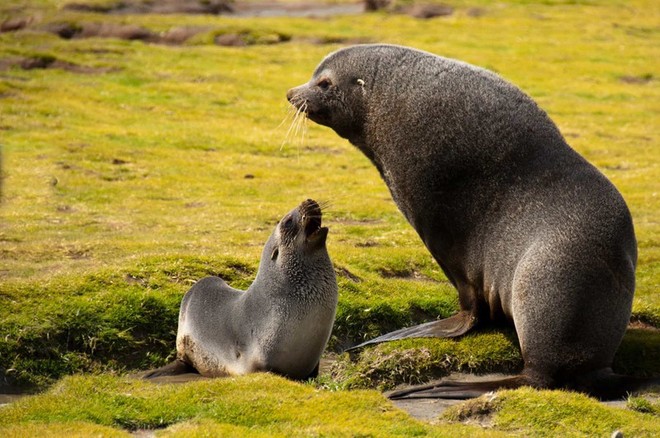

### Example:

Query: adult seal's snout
xmin=289 ymin=44 xmax=645 ymax=399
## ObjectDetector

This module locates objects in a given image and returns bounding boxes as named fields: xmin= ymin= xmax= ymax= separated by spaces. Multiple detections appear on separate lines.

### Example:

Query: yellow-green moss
xmin=0 ymin=1 xmax=658 ymax=434
xmin=444 ymin=387 xmax=660 ymax=437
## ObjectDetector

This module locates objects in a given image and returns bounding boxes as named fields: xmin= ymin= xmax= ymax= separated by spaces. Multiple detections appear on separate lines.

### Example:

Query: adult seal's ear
xmin=288 ymin=44 xmax=646 ymax=400
xmin=144 ymin=199 xmax=338 ymax=381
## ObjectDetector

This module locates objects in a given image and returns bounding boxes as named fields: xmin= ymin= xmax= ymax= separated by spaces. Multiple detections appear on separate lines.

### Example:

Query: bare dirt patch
xmin=62 ymin=0 xmax=364 ymax=17
xmin=45 ymin=21 xmax=153 ymax=41
xmin=405 ymin=4 xmax=453 ymax=19
xmin=214 ymin=30 xmax=290 ymax=46
xmin=5 ymin=2 xmax=374 ymax=46
xmin=378 ymin=267 xmax=437 ymax=282
xmin=0 ymin=55 xmax=115 ymax=74
xmin=41 ymin=20 xmax=366 ymax=47
xmin=1 ymin=16 xmax=34 ymax=33
xmin=231 ymin=1 xmax=364 ymax=18
xmin=335 ymin=266 xmax=361 ymax=283
xmin=43 ymin=21 xmax=213 ymax=46
xmin=619 ymin=74 xmax=653 ymax=84
xmin=64 ymin=0 xmax=234 ymax=15
xmin=364 ymin=0 xmax=453 ymax=19
xmin=60 ymin=1 xmax=453 ymax=19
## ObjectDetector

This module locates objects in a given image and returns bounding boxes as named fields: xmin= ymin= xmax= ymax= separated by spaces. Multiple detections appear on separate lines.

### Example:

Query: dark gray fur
xmin=145 ymin=200 xmax=338 ymax=380
xmin=287 ymin=45 xmax=641 ymax=398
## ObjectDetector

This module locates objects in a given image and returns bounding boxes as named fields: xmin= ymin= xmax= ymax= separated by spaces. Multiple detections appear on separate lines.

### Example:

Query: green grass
xmin=442 ymin=387 xmax=660 ymax=436
xmin=0 ymin=0 xmax=659 ymax=434
xmin=0 ymin=373 xmax=489 ymax=437
xmin=0 ymin=374 xmax=657 ymax=437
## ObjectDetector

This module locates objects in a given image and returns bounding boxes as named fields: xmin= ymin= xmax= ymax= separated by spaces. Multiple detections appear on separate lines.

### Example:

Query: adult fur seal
xmin=145 ymin=199 xmax=338 ymax=380
xmin=287 ymin=44 xmax=648 ymax=399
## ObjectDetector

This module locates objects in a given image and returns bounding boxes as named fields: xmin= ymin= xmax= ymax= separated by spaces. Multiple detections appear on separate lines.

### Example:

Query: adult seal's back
xmin=145 ymin=199 xmax=338 ymax=380
xmin=287 ymin=44 xmax=645 ymax=399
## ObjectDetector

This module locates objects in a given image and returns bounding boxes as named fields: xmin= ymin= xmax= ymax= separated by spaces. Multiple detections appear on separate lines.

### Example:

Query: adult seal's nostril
xmin=286 ymin=85 xmax=304 ymax=103
xmin=143 ymin=199 xmax=337 ymax=381
xmin=290 ymin=44 xmax=644 ymax=400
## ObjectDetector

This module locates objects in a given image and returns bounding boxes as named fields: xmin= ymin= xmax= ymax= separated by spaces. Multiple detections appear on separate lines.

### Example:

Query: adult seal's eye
xmin=317 ymin=78 xmax=332 ymax=90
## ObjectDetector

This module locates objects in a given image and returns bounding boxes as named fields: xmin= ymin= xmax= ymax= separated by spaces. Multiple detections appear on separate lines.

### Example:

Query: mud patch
xmin=45 ymin=21 xmax=153 ymax=41
xmin=43 ymin=20 xmax=296 ymax=46
xmin=405 ymin=4 xmax=453 ymax=19
xmin=0 ymin=55 xmax=114 ymax=74
xmin=628 ymin=320 xmax=659 ymax=331
xmin=10 ymin=3 xmax=372 ymax=47
xmin=619 ymin=73 xmax=653 ymax=84
xmin=364 ymin=0 xmax=453 ymax=19
xmin=231 ymin=1 xmax=364 ymax=18
xmin=214 ymin=30 xmax=290 ymax=46
xmin=0 ymin=392 xmax=31 ymax=407
xmin=1 ymin=16 xmax=34 ymax=33
xmin=335 ymin=266 xmax=361 ymax=283
xmin=62 ymin=1 xmax=364 ymax=17
xmin=64 ymin=0 xmax=234 ymax=15
xmin=392 ymin=397 xmax=466 ymax=423
xmin=378 ymin=267 xmax=435 ymax=282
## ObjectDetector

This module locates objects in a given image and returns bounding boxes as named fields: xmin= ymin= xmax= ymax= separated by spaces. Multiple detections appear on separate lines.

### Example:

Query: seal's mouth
xmin=287 ymin=88 xmax=328 ymax=124
xmin=300 ymin=199 xmax=328 ymax=242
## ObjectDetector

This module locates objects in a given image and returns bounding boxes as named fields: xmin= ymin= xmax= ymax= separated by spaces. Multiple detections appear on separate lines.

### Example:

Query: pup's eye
xmin=283 ymin=218 xmax=294 ymax=228
xmin=317 ymin=78 xmax=332 ymax=90
xmin=271 ymin=248 xmax=279 ymax=260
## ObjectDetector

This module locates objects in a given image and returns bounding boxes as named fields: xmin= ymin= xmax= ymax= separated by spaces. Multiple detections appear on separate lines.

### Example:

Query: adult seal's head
xmin=287 ymin=48 xmax=371 ymax=143
xmin=144 ymin=199 xmax=338 ymax=381
xmin=287 ymin=45 xmax=646 ymax=399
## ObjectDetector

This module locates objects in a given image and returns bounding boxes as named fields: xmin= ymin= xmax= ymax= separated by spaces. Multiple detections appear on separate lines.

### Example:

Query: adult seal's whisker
xmin=281 ymin=101 xmax=308 ymax=150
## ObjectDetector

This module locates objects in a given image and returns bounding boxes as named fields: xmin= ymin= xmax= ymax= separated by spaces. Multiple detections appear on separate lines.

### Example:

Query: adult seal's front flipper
xmin=345 ymin=310 xmax=476 ymax=352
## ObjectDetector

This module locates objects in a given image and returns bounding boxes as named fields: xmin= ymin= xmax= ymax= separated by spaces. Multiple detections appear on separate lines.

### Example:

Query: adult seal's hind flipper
xmin=387 ymin=371 xmax=660 ymax=401
xmin=387 ymin=375 xmax=528 ymax=400
xmin=345 ymin=310 xmax=476 ymax=351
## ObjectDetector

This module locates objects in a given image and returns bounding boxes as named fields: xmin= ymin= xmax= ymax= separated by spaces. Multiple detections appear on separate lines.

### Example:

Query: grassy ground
xmin=1 ymin=0 xmax=659 ymax=434
xmin=0 ymin=374 xmax=658 ymax=437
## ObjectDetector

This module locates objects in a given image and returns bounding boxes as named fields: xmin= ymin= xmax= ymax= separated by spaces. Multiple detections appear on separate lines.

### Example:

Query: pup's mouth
xmin=301 ymin=199 xmax=328 ymax=242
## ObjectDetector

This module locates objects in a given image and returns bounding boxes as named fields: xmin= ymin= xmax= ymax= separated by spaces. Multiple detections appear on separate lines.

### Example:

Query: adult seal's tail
xmin=144 ymin=199 xmax=338 ymax=381
xmin=287 ymin=44 xmax=655 ymax=399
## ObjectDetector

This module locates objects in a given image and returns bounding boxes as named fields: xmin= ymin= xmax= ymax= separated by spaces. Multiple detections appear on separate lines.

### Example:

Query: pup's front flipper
xmin=142 ymin=359 xmax=198 ymax=379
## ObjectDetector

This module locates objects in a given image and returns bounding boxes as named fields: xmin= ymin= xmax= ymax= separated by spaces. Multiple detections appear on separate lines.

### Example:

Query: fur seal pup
xmin=287 ymin=44 xmax=648 ymax=399
xmin=145 ymin=199 xmax=338 ymax=380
